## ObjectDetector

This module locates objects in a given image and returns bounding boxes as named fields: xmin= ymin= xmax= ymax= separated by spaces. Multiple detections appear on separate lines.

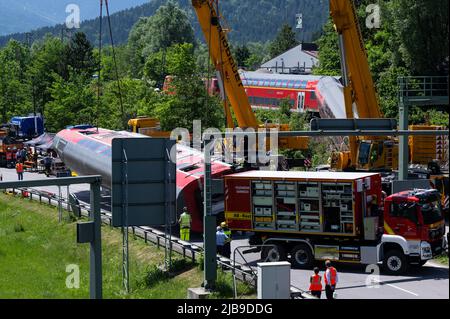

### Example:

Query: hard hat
xmin=220 ymin=222 xmax=227 ymax=228
xmin=216 ymin=226 xmax=222 ymax=231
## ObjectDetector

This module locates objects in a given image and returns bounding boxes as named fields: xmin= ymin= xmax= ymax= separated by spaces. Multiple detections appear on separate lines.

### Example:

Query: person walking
xmin=309 ymin=267 xmax=323 ymax=299
xmin=221 ymin=221 xmax=232 ymax=258
xmin=43 ymin=154 xmax=52 ymax=177
xmin=178 ymin=207 xmax=192 ymax=241
xmin=216 ymin=225 xmax=228 ymax=256
xmin=324 ymin=260 xmax=338 ymax=300
xmin=16 ymin=160 xmax=24 ymax=181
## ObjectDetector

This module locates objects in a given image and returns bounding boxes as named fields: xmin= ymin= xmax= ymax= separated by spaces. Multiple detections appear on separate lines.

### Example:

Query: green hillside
xmin=0 ymin=0 xmax=328 ymax=47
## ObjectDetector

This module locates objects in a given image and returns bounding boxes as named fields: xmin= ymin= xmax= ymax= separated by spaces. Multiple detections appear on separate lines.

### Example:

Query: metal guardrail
xmin=5 ymin=186 xmax=264 ymax=296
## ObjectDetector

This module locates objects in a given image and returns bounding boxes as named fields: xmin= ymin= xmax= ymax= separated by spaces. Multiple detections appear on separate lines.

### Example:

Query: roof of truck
xmin=226 ymin=170 xmax=379 ymax=181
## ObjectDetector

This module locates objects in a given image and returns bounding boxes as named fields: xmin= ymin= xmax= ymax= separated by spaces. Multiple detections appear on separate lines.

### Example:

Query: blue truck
xmin=9 ymin=116 xmax=44 ymax=139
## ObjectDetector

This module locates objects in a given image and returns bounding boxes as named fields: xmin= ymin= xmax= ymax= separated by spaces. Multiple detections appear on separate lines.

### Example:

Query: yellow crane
xmin=329 ymin=0 xmax=397 ymax=171
xmin=191 ymin=0 xmax=308 ymax=152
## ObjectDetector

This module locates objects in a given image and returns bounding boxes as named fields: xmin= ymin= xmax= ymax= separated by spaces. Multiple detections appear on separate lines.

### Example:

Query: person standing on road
xmin=178 ymin=207 xmax=192 ymax=241
xmin=16 ymin=160 xmax=24 ymax=181
xmin=221 ymin=221 xmax=232 ymax=258
xmin=216 ymin=225 xmax=228 ymax=256
xmin=324 ymin=260 xmax=338 ymax=300
xmin=309 ymin=267 xmax=323 ymax=299
xmin=43 ymin=154 xmax=52 ymax=177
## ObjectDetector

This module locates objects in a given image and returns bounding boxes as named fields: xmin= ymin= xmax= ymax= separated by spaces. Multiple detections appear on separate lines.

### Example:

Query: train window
xmin=297 ymin=92 xmax=306 ymax=111
xmin=310 ymin=91 xmax=317 ymax=100
xmin=271 ymin=98 xmax=277 ymax=106
xmin=288 ymin=82 xmax=294 ymax=88
xmin=282 ymin=81 xmax=288 ymax=88
xmin=270 ymin=81 xmax=276 ymax=86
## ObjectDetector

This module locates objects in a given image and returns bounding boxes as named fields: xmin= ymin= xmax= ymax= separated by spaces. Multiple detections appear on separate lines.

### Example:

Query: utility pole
xmin=25 ymin=32 xmax=39 ymax=135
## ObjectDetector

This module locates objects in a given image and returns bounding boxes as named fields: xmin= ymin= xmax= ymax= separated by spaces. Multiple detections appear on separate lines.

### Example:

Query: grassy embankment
xmin=0 ymin=193 xmax=254 ymax=298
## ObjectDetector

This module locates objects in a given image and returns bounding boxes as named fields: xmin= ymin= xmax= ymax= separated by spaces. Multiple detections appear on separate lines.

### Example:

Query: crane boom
xmin=192 ymin=0 xmax=258 ymax=128
xmin=330 ymin=0 xmax=382 ymax=119
xmin=191 ymin=0 xmax=308 ymax=152
xmin=329 ymin=0 xmax=391 ymax=170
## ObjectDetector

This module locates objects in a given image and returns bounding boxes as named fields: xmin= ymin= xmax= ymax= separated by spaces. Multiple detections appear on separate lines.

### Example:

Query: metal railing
xmin=3 ymin=186 xmax=258 ymax=295
xmin=398 ymin=76 xmax=449 ymax=104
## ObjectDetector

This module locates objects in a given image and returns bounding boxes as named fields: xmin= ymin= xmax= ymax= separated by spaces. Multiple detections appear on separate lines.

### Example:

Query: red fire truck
xmin=224 ymin=171 xmax=446 ymax=274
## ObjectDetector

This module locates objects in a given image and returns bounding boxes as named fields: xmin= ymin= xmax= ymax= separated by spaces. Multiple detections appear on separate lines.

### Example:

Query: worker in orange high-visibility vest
xmin=324 ymin=260 xmax=338 ymax=300
xmin=16 ymin=161 xmax=24 ymax=181
xmin=309 ymin=267 xmax=323 ymax=299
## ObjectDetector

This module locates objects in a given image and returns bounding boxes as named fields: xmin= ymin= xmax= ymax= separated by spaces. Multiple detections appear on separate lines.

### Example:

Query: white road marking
xmin=373 ymin=279 xmax=419 ymax=296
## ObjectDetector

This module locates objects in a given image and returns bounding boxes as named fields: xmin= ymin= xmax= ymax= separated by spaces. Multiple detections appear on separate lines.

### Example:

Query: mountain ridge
xmin=0 ymin=0 xmax=329 ymax=47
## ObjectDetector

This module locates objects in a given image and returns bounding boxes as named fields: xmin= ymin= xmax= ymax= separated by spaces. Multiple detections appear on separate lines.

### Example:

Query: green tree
xmin=45 ymin=73 xmax=96 ymax=132
xmin=0 ymin=40 xmax=32 ymax=122
xmin=313 ymin=19 xmax=340 ymax=76
xmin=153 ymin=43 xmax=223 ymax=131
xmin=387 ymin=0 xmax=449 ymax=75
xmin=27 ymin=35 xmax=67 ymax=119
xmin=100 ymin=77 xmax=161 ymax=130
xmin=268 ymin=24 xmax=299 ymax=59
xmin=127 ymin=1 xmax=194 ymax=78
xmin=234 ymin=45 xmax=250 ymax=68
xmin=64 ymin=32 xmax=96 ymax=80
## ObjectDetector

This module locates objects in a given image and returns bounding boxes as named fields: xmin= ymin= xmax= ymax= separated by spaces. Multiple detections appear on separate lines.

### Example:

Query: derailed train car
xmin=53 ymin=127 xmax=233 ymax=232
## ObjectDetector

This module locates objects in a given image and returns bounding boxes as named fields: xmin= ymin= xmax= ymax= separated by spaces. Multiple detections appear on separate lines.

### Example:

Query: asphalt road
xmin=1 ymin=167 xmax=449 ymax=299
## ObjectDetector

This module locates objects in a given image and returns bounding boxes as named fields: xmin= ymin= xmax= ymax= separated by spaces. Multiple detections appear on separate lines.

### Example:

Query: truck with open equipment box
xmin=224 ymin=171 xmax=446 ymax=274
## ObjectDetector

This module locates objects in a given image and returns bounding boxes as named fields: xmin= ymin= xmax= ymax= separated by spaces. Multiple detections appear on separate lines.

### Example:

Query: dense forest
xmin=315 ymin=0 xmax=449 ymax=125
xmin=0 ymin=0 xmax=328 ymax=47
xmin=0 ymin=0 xmax=448 ymax=149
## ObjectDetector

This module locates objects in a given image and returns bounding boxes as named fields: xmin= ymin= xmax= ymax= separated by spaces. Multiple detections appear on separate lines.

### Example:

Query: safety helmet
xmin=220 ymin=222 xmax=227 ymax=228
xmin=216 ymin=226 xmax=222 ymax=231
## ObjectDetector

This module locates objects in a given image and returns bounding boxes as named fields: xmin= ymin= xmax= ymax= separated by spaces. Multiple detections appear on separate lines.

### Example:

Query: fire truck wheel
xmin=291 ymin=244 xmax=314 ymax=269
xmin=383 ymin=249 xmax=408 ymax=274
xmin=261 ymin=244 xmax=286 ymax=262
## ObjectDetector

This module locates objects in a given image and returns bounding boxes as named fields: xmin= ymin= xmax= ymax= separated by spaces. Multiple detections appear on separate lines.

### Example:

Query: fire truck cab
xmin=382 ymin=189 xmax=446 ymax=271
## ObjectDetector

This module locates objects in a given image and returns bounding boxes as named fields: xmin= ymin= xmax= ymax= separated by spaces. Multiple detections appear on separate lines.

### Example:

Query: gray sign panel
xmin=310 ymin=118 xmax=397 ymax=131
xmin=392 ymin=179 xmax=431 ymax=194
xmin=111 ymin=138 xmax=176 ymax=227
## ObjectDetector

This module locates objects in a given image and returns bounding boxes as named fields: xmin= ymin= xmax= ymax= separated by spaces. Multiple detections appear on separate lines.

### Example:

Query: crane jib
xmin=217 ymin=24 xmax=243 ymax=87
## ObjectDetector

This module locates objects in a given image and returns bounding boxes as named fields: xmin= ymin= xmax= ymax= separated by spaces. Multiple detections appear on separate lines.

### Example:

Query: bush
xmin=197 ymin=254 xmax=204 ymax=271
xmin=144 ymin=265 xmax=170 ymax=288
xmin=14 ymin=223 xmax=25 ymax=232
xmin=170 ymin=258 xmax=194 ymax=273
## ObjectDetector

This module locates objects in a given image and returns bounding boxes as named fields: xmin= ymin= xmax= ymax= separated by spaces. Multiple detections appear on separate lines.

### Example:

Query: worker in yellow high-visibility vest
xmin=178 ymin=207 xmax=192 ymax=241
xmin=221 ymin=222 xmax=232 ymax=258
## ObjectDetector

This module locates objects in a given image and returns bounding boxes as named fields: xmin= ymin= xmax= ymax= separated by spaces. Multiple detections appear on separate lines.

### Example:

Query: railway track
xmin=8 ymin=186 xmax=314 ymax=299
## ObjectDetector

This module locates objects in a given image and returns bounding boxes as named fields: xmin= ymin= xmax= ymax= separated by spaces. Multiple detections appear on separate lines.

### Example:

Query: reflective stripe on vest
xmin=309 ymin=274 xmax=322 ymax=291
xmin=223 ymin=229 xmax=231 ymax=238
xmin=325 ymin=267 xmax=337 ymax=285
xmin=180 ymin=213 xmax=191 ymax=228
